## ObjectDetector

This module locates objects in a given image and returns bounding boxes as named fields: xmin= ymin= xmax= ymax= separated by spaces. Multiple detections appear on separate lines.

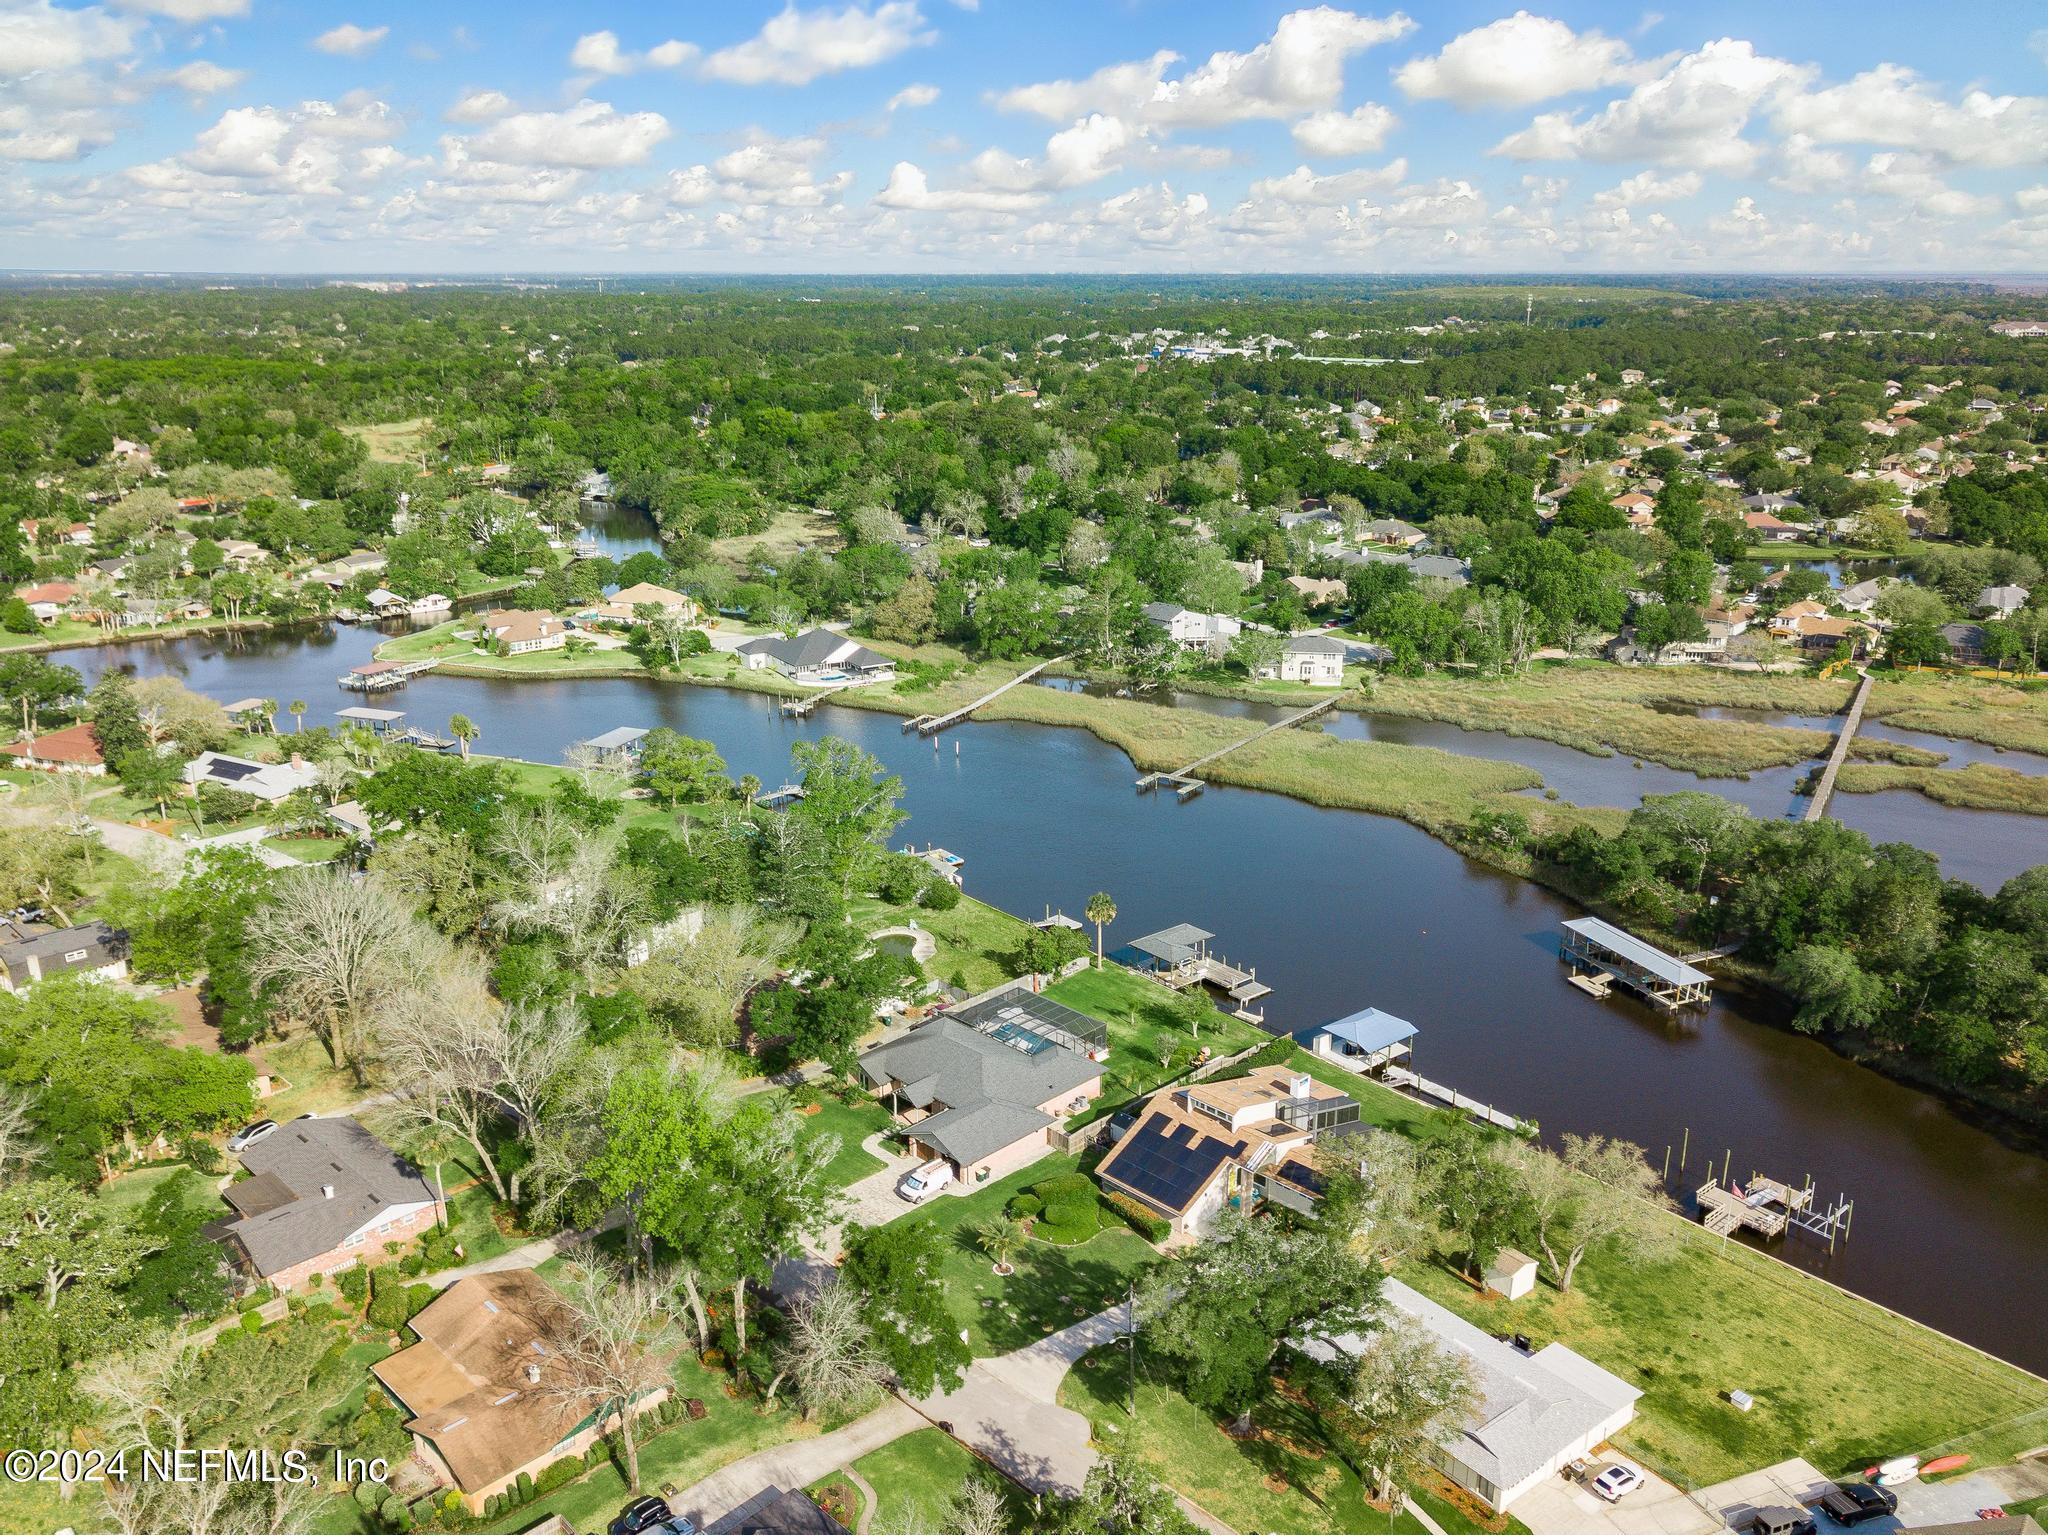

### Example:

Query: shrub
xmin=1006 ymin=1193 xmax=1042 ymax=1220
xmin=336 ymin=1265 xmax=369 ymax=1304
xmin=1105 ymin=1190 xmax=1171 ymax=1242
xmin=535 ymin=1455 xmax=585 ymax=1493
xmin=514 ymin=1471 xmax=534 ymax=1505
xmin=1241 ymin=1036 xmax=1296 ymax=1072
xmin=354 ymin=1478 xmax=385 ymax=1510
xmin=919 ymin=876 xmax=961 ymax=911
xmin=378 ymin=1492 xmax=410 ymax=1530
xmin=1031 ymin=1172 xmax=1095 ymax=1205
xmin=874 ymin=853 xmax=926 ymax=905
xmin=367 ymin=1269 xmax=421 ymax=1330
xmin=240 ymin=1309 xmax=263 ymax=1334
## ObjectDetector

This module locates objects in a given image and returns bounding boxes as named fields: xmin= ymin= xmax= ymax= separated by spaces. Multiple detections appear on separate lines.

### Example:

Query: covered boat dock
xmin=1560 ymin=917 xmax=1711 ymax=1009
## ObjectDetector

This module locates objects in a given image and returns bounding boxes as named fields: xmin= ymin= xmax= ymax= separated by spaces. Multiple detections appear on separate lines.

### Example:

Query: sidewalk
xmin=419 ymin=1209 xmax=625 ymax=1290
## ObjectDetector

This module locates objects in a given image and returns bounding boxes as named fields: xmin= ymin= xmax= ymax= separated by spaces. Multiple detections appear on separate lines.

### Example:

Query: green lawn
xmin=791 ymin=1091 xmax=895 ymax=1188
xmin=96 ymin=1161 xmax=219 ymax=1216
xmin=1397 ymin=1229 xmax=2048 ymax=1487
xmin=267 ymin=835 xmax=349 ymax=863
xmin=1046 ymin=966 xmax=1269 ymax=1118
xmin=834 ymin=1429 xmax=1031 ymax=1533
xmin=848 ymin=891 xmax=1036 ymax=995
xmin=899 ymin=1152 xmax=1157 ymax=1355
xmin=1283 ymin=1049 xmax=1438 ymax=1132
xmin=1059 ymin=1341 xmax=1447 ymax=1535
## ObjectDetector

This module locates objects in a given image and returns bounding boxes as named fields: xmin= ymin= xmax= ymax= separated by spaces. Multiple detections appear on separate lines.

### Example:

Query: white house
xmin=1296 ymin=1278 xmax=1641 ymax=1513
xmin=1143 ymin=602 xmax=1242 ymax=652
xmin=1265 ymin=634 xmax=1347 ymax=686
xmin=737 ymin=628 xmax=897 ymax=684
xmin=1976 ymin=584 xmax=2031 ymax=620
xmin=184 ymin=752 xmax=322 ymax=803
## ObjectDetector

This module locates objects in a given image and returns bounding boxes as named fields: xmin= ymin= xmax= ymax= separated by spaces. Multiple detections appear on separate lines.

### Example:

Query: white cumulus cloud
xmin=1772 ymin=65 xmax=2048 ymax=168
xmin=458 ymin=99 xmax=672 ymax=169
xmin=1396 ymin=12 xmax=1653 ymax=108
xmin=1291 ymin=103 xmax=1396 ymax=156
xmin=701 ymin=2 xmax=934 ymax=87
xmin=313 ymin=23 xmax=390 ymax=58
xmin=568 ymin=30 xmax=697 ymax=75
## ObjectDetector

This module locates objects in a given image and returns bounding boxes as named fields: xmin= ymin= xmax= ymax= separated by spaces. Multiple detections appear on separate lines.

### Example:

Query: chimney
xmin=321 ymin=1184 xmax=335 ymax=1199
xmin=1291 ymin=1073 xmax=1312 ymax=1100
xmin=290 ymin=752 xmax=304 ymax=770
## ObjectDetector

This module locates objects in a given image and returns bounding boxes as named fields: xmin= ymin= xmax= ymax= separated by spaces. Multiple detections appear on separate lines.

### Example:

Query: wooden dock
xmin=1383 ymin=1067 xmax=1525 ymax=1133
xmin=905 ymin=654 xmax=1069 ymax=735
xmin=340 ymin=657 xmax=440 ymax=692
xmin=1803 ymin=669 xmax=1874 ymax=823
xmin=780 ymin=679 xmax=862 ymax=718
xmin=1696 ymin=1175 xmax=1810 ymax=1239
xmin=1136 ymin=690 xmax=1350 ymax=797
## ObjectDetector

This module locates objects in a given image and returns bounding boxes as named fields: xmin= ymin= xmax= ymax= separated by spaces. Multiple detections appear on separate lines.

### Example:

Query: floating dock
xmin=1136 ymin=690 xmax=1349 ymax=799
xmin=1560 ymin=916 xmax=1712 ymax=1009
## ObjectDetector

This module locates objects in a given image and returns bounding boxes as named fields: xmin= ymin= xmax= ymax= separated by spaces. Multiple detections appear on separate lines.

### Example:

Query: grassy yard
xmin=900 ymin=1152 xmax=1158 ymax=1355
xmin=268 ymin=834 xmax=351 ymax=862
xmin=96 ymin=1160 xmax=219 ymax=1216
xmin=822 ymin=1428 xmax=1033 ymax=1534
xmin=257 ymin=1031 xmax=370 ymax=1120
xmin=790 ymin=1090 xmax=895 ymax=1188
xmin=1045 ymin=966 xmax=1268 ymax=1116
xmin=1281 ymin=1048 xmax=1440 ymax=1132
xmin=849 ymin=890 xmax=1036 ymax=994
xmin=1059 ymin=1341 xmax=1449 ymax=1535
xmin=1397 ymin=1228 xmax=2048 ymax=1487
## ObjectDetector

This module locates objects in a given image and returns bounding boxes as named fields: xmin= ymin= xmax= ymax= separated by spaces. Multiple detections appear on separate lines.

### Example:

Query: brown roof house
xmin=373 ymin=1270 xmax=670 ymax=1512
xmin=218 ymin=1118 xmax=440 ymax=1291
xmin=0 ymin=722 xmax=106 ymax=775
xmin=1095 ymin=1064 xmax=1361 ymax=1239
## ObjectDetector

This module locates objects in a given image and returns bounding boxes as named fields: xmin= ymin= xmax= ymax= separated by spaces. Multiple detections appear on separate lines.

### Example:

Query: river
xmin=62 ymin=623 xmax=2048 ymax=1375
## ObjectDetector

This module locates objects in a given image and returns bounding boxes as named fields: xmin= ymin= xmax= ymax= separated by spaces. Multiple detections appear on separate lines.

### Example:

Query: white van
xmin=897 ymin=1159 xmax=955 ymax=1203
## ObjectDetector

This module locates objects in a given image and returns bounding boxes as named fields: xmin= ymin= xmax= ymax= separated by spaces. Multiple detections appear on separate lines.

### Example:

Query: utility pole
xmin=1125 ymin=1280 xmax=1137 ymax=1416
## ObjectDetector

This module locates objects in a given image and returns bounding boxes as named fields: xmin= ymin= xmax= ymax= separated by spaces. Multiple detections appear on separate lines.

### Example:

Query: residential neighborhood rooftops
xmin=222 ymin=1117 xmax=436 ymax=1279
xmin=737 ymin=627 xmax=892 ymax=673
xmin=0 ymin=722 xmax=105 ymax=769
xmin=371 ymin=1270 xmax=593 ymax=1496
xmin=0 ymin=919 xmax=127 ymax=989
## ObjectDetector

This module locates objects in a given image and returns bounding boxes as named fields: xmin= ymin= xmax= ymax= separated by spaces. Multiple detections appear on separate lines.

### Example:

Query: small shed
xmin=580 ymin=726 xmax=650 ymax=763
xmin=335 ymin=705 xmax=406 ymax=735
xmin=1486 ymin=1246 xmax=1538 ymax=1301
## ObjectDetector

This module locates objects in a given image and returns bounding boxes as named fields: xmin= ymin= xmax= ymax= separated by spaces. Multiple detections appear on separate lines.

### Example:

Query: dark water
xmin=575 ymin=501 xmax=665 ymax=562
xmin=66 ymin=629 xmax=2048 ymax=1373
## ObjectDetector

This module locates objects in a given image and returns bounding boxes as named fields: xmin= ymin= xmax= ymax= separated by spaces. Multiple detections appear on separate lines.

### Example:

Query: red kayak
xmin=1922 ymin=1455 xmax=1971 ymax=1476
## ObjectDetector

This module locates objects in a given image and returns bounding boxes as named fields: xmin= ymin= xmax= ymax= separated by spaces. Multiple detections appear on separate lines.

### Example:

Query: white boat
xmin=408 ymin=594 xmax=452 ymax=616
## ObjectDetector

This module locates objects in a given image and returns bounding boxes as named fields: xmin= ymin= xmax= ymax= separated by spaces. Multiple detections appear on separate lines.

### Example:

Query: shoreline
xmin=390 ymin=637 xmax=2048 ymax=1140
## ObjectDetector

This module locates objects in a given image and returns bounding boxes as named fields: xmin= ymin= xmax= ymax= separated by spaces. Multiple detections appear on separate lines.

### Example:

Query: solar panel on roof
xmin=1105 ymin=1115 xmax=1243 ymax=1213
xmin=208 ymin=759 xmax=261 ymax=782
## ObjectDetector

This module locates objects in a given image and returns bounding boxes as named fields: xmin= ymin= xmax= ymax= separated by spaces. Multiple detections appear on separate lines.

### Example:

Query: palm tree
xmin=259 ymin=697 xmax=279 ymax=735
xmin=1085 ymin=891 xmax=1117 ymax=969
xmin=975 ymin=1214 xmax=1025 ymax=1276
xmin=738 ymin=772 xmax=761 ymax=808
xmin=288 ymin=698 xmax=307 ymax=733
xmin=449 ymin=714 xmax=477 ymax=761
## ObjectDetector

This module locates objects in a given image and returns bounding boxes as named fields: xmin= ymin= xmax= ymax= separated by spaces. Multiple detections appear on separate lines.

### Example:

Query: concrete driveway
xmin=1514 ymin=1464 xmax=1720 ymax=1535
xmin=1697 ymin=1459 xmax=1835 ymax=1531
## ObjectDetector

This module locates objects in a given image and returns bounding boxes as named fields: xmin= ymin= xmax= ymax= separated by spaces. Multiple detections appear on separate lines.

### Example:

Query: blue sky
xmin=3 ymin=0 xmax=2046 ymax=271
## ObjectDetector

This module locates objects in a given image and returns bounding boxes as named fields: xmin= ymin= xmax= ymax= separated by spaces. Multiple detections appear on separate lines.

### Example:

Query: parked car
xmin=647 ymin=1521 xmax=695 ymax=1535
xmin=1818 ymin=1485 xmax=1897 ymax=1526
xmin=896 ymin=1159 xmax=955 ymax=1203
xmin=1750 ymin=1506 xmax=1817 ymax=1535
xmin=1591 ymin=1465 xmax=1644 ymax=1502
xmin=227 ymin=1120 xmax=278 ymax=1152
xmin=609 ymin=1496 xmax=675 ymax=1535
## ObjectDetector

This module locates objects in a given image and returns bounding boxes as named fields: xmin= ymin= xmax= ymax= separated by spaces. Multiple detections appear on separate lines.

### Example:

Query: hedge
xmin=1104 ymin=1190 xmax=1171 ymax=1242
xmin=1006 ymin=1193 xmax=1043 ymax=1219
xmin=1030 ymin=1172 xmax=1096 ymax=1204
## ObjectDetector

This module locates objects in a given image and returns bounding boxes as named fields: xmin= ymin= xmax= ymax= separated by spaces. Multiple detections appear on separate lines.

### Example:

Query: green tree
xmin=115 ymin=747 xmax=183 ymax=821
xmin=448 ymin=713 xmax=478 ymax=760
xmin=0 ymin=655 xmax=81 ymax=737
xmin=1085 ymin=891 xmax=1117 ymax=968
xmin=788 ymin=736 xmax=907 ymax=905
xmin=638 ymin=728 xmax=728 ymax=806
xmin=839 ymin=1220 xmax=972 ymax=1396
xmin=1302 ymin=1315 xmax=1479 ymax=1507
xmin=1139 ymin=1210 xmax=1378 ymax=1425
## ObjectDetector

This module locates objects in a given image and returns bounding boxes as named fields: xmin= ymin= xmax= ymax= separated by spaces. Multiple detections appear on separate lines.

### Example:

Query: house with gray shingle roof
xmin=858 ymin=998 xmax=1104 ymax=1185
xmin=217 ymin=1117 xmax=440 ymax=1290
xmin=737 ymin=628 xmax=896 ymax=684
xmin=1295 ymin=1277 xmax=1640 ymax=1513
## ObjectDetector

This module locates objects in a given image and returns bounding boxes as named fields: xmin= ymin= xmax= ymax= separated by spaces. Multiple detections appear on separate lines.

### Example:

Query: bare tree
xmin=1506 ymin=1133 xmax=1674 ymax=1293
xmin=766 ymin=1277 xmax=887 ymax=1420
xmin=0 ymin=1087 xmax=38 ymax=1183
xmin=948 ymin=1481 xmax=1009 ymax=1535
xmin=541 ymin=1257 xmax=682 ymax=1494
xmin=491 ymin=811 xmax=651 ymax=984
xmin=245 ymin=869 xmax=440 ymax=1080
xmin=381 ymin=981 xmax=583 ymax=1204
xmin=1318 ymin=1131 xmax=1435 ymax=1269
xmin=627 ymin=905 xmax=798 ymax=1046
